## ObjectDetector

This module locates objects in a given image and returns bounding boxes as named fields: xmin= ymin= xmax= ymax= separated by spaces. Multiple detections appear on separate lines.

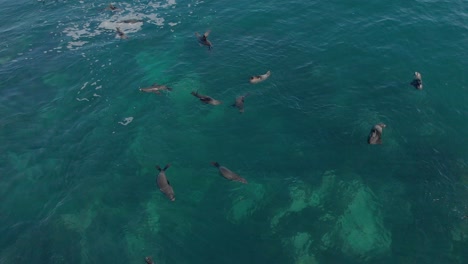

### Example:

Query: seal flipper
xmin=162 ymin=163 xmax=171 ymax=171
xmin=211 ymin=161 xmax=220 ymax=168
xmin=156 ymin=165 xmax=162 ymax=171
xmin=167 ymin=180 xmax=171 ymax=185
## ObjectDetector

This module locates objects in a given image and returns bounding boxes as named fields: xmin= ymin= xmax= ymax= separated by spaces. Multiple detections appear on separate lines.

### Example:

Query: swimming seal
xmin=119 ymin=19 xmax=143 ymax=24
xmin=116 ymin=27 xmax=127 ymax=39
xmin=140 ymin=83 xmax=173 ymax=94
xmin=410 ymin=72 xmax=423 ymax=90
xmin=249 ymin=71 xmax=271 ymax=84
xmin=156 ymin=164 xmax=175 ymax=201
xmin=211 ymin=162 xmax=247 ymax=184
xmin=105 ymin=4 xmax=121 ymax=11
xmin=195 ymin=30 xmax=213 ymax=50
xmin=232 ymin=93 xmax=249 ymax=113
xmin=367 ymin=123 xmax=386 ymax=144
xmin=191 ymin=91 xmax=221 ymax=105
xmin=145 ymin=257 xmax=154 ymax=264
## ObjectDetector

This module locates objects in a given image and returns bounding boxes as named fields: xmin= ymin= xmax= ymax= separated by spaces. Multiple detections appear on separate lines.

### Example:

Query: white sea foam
xmin=61 ymin=0 xmax=182 ymax=50
xmin=118 ymin=117 xmax=134 ymax=126
xmin=67 ymin=41 xmax=88 ymax=50
xmin=80 ymin=82 xmax=88 ymax=90
xmin=76 ymin=98 xmax=89 ymax=102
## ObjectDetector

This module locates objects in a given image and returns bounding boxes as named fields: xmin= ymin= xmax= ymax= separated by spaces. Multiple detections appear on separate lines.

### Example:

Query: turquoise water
xmin=1 ymin=0 xmax=467 ymax=263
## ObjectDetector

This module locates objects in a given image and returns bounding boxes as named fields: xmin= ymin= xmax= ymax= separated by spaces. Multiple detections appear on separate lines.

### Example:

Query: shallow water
xmin=1 ymin=0 xmax=467 ymax=263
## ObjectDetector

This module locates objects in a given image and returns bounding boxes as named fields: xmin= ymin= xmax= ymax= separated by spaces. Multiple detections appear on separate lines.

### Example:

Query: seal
xmin=156 ymin=164 xmax=175 ymax=201
xmin=105 ymin=4 xmax=121 ymax=11
xmin=119 ymin=19 xmax=143 ymax=24
xmin=410 ymin=72 xmax=423 ymax=90
xmin=145 ymin=257 xmax=155 ymax=264
xmin=232 ymin=93 xmax=249 ymax=113
xmin=116 ymin=27 xmax=127 ymax=39
xmin=367 ymin=123 xmax=386 ymax=144
xmin=211 ymin=162 xmax=248 ymax=184
xmin=249 ymin=71 xmax=271 ymax=84
xmin=191 ymin=91 xmax=221 ymax=105
xmin=140 ymin=83 xmax=173 ymax=94
xmin=195 ymin=30 xmax=213 ymax=50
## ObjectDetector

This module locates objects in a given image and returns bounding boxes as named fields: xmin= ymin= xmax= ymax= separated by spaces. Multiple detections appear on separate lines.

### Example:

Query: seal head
xmin=250 ymin=71 xmax=271 ymax=84
xmin=410 ymin=72 xmax=423 ymax=90
xmin=145 ymin=257 xmax=155 ymax=264
xmin=368 ymin=123 xmax=386 ymax=144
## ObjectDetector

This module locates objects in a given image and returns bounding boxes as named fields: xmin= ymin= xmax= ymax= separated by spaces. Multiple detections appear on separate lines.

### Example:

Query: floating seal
xmin=195 ymin=30 xmax=213 ymax=50
xmin=249 ymin=71 xmax=271 ymax=84
xmin=191 ymin=91 xmax=221 ymax=105
xmin=145 ymin=257 xmax=154 ymax=264
xmin=116 ymin=27 xmax=127 ymax=39
xmin=105 ymin=4 xmax=121 ymax=11
xmin=367 ymin=123 xmax=386 ymax=144
xmin=119 ymin=19 xmax=143 ymax=24
xmin=232 ymin=93 xmax=249 ymax=113
xmin=156 ymin=164 xmax=175 ymax=201
xmin=211 ymin=162 xmax=247 ymax=184
xmin=410 ymin=72 xmax=423 ymax=90
xmin=140 ymin=83 xmax=173 ymax=94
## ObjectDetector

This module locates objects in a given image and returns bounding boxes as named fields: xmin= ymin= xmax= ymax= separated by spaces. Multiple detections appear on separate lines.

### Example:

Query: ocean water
xmin=1 ymin=0 xmax=467 ymax=263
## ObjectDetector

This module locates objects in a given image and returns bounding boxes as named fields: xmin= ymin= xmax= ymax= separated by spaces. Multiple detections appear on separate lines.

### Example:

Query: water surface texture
xmin=1 ymin=0 xmax=467 ymax=263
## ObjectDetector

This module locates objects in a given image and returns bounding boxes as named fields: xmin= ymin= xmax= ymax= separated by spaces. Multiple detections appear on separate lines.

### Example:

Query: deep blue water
xmin=1 ymin=0 xmax=467 ymax=263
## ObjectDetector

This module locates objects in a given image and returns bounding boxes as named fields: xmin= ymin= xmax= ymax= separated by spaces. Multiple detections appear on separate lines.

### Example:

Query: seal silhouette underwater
xmin=232 ymin=94 xmax=249 ymax=113
xmin=367 ymin=123 xmax=386 ymax=144
xmin=156 ymin=164 xmax=175 ymax=201
xmin=410 ymin=72 xmax=423 ymax=90
xmin=195 ymin=30 xmax=213 ymax=50
xmin=211 ymin=162 xmax=248 ymax=184
xmin=145 ymin=257 xmax=154 ymax=264
xmin=140 ymin=83 xmax=172 ymax=94
xmin=191 ymin=91 xmax=221 ymax=105
xmin=250 ymin=71 xmax=271 ymax=84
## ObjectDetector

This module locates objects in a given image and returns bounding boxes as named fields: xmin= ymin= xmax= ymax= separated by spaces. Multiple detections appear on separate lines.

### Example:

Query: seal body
xmin=368 ymin=123 xmax=386 ymax=144
xmin=410 ymin=72 xmax=423 ymax=90
xmin=156 ymin=164 xmax=175 ymax=201
xmin=211 ymin=162 xmax=247 ymax=184
xmin=119 ymin=19 xmax=143 ymax=24
xmin=145 ymin=257 xmax=155 ymax=264
xmin=116 ymin=27 xmax=127 ymax=39
xmin=191 ymin=91 xmax=221 ymax=105
xmin=232 ymin=94 xmax=249 ymax=113
xmin=140 ymin=83 xmax=172 ymax=94
xmin=250 ymin=71 xmax=271 ymax=84
xmin=195 ymin=30 xmax=213 ymax=50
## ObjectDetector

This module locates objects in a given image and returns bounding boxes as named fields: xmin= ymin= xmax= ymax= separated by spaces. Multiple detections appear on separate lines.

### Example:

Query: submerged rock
xmin=227 ymin=183 xmax=266 ymax=223
xmin=321 ymin=181 xmax=392 ymax=259
xmin=270 ymin=170 xmax=392 ymax=260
